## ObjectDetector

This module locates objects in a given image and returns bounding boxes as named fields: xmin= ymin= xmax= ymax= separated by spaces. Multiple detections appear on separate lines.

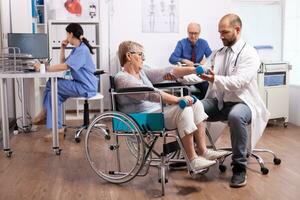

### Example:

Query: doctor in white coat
xmin=198 ymin=14 xmax=270 ymax=188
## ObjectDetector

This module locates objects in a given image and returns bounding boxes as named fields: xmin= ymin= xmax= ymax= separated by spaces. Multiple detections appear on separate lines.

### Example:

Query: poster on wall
xmin=142 ymin=0 xmax=179 ymax=33
xmin=47 ymin=0 xmax=99 ymax=21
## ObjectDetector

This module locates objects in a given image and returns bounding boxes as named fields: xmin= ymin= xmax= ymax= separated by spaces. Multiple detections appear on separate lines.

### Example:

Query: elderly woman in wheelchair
xmin=115 ymin=41 xmax=228 ymax=171
xmin=84 ymin=40 xmax=228 ymax=196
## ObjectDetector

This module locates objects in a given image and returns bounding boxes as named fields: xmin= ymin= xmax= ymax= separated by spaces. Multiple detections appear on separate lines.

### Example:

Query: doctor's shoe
xmin=202 ymin=149 xmax=231 ymax=160
xmin=190 ymin=156 xmax=216 ymax=172
xmin=44 ymin=128 xmax=66 ymax=142
xmin=230 ymin=164 xmax=247 ymax=188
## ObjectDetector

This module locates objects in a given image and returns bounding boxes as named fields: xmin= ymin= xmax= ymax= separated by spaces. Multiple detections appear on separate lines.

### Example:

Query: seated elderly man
xmin=114 ymin=40 xmax=228 ymax=174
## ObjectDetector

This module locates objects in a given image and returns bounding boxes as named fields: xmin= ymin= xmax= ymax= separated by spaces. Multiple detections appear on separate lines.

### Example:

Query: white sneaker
xmin=190 ymin=156 xmax=216 ymax=171
xmin=202 ymin=149 xmax=230 ymax=160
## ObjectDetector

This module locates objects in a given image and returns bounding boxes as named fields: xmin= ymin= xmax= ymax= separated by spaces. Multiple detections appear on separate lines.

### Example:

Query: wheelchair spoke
xmin=85 ymin=112 xmax=146 ymax=184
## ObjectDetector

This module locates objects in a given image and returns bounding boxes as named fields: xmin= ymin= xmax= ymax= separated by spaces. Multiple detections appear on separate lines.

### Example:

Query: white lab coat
xmin=204 ymin=40 xmax=270 ymax=150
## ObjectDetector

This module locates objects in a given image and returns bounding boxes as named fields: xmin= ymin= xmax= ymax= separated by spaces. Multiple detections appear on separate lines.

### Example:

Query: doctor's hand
xmin=200 ymin=68 xmax=215 ymax=83
xmin=61 ymin=39 xmax=69 ymax=48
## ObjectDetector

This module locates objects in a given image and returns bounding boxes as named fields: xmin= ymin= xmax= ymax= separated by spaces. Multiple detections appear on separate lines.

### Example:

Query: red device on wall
xmin=64 ymin=0 xmax=82 ymax=16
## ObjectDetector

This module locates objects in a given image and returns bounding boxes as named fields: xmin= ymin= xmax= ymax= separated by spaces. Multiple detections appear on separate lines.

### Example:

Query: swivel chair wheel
xmin=283 ymin=122 xmax=288 ymax=128
xmin=219 ymin=164 xmax=227 ymax=173
xmin=158 ymin=177 xmax=168 ymax=183
xmin=54 ymin=148 xmax=62 ymax=156
xmin=104 ymin=134 xmax=111 ymax=140
xmin=75 ymin=137 xmax=81 ymax=143
xmin=274 ymin=158 xmax=281 ymax=165
xmin=5 ymin=150 xmax=13 ymax=158
xmin=261 ymin=167 xmax=269 ymax=175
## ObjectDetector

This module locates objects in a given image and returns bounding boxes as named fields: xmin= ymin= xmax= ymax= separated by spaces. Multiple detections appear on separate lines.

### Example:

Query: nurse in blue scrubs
xmin=33 ymin=23 xmax=98 ymax=138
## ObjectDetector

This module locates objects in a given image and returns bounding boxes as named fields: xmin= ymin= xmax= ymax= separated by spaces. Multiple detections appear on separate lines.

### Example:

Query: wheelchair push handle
xmin=178 ymin=95 xmax=198 ymax=109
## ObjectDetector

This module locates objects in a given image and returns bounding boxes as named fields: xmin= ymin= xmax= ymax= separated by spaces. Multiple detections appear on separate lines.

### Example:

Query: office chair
xmin=63 ymin=69 xmax=105 ymax=143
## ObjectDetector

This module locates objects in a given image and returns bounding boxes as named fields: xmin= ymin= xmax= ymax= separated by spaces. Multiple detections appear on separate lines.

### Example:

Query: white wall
xmin=289 ymin=85 xmax=300 ymax=126
xmin=10 ymin=0 xmax=32 ymax=33
xmin=283 ymin=0 xmax=300 ymax=85
xmin=1 ymin=0 xmax=11 ymax=45
xmin=0 ymin=0 xmax=32 ymax=44
xmin=98 ymin=0 xmax=284 ymax=109
xmin=100 ymin=0 xmax=230 ymax=70
xmin=0 ymin=0 xmax=17 ymax=120
xmin=99 ymin=0 xmax=231 ymax=107
xmin=1 ymin=0 xmax=36 ymax=125
xmin=283 ymin=0 xmax=300 ymax=125
xmin=2 ymin=0 xmax=289 ymax=118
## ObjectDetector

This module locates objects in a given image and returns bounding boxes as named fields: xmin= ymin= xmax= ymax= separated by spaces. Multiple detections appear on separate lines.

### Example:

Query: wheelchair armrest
xmin=94 ymin=69 xmax=106 ymax=76
xmin=115 ymin=87 xmax=155 ymax=93
xmin=153 ymin=81 xmax=185 ymax=88
xmin=153 ymin=81 xmax=190 ymax=95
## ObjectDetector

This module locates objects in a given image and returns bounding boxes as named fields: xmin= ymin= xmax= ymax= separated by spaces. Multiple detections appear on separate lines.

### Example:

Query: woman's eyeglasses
xmin=130 ymin=52 xmax=145 ymax=60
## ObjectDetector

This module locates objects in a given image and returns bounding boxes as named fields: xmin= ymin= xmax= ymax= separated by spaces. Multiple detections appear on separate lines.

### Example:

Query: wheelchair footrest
xmin=163 ymin=141 xmax=180 ymax=155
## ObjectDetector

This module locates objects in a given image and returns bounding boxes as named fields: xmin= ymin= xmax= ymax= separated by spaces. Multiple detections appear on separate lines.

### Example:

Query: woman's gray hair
xmin=118 ymin=41 xmax=143 ymax=66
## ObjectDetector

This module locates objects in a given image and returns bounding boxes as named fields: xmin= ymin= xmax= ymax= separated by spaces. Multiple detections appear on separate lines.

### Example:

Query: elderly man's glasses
xmin=130 ymin=51 xmax=145 ymax=60
xmin=188 ymin=32 xmax=200 ymax=35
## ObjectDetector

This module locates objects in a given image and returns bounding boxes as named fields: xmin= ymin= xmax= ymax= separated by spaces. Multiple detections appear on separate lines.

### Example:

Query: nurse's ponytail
xmin=66 ymin=23 xmax=94 ymax=55
xmin=80 ymin=36 xmax=94 ymax=55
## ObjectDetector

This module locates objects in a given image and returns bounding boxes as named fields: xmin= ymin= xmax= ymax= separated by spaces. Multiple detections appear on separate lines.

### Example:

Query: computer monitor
xmin=7 ymin=33 xmax=48 ymax=59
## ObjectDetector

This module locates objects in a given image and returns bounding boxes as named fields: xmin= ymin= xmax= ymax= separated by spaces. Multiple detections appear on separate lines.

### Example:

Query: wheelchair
xmin=84 ymin=77 xmax=211 ymax=196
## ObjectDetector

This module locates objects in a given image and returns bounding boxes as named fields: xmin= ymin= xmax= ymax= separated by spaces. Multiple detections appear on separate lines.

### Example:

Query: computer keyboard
xmin=2 ymin=53 xmax=33 ymax=59
xmin=22 ymin=68 xmax=36 ymax=73
xmin=21 ymin=65 xmax=36 ymax=72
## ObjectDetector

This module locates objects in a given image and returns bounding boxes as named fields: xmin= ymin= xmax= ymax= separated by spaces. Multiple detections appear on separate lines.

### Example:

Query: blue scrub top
xmin=65 ymin=42 xmax=98 ymax=97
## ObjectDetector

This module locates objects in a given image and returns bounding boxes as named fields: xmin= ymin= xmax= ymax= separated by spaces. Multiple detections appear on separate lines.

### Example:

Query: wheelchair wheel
xmin=85 ymin=111 xmax=145 ymax=184
xmin=125 ymin=133 xmax=142 ymax=159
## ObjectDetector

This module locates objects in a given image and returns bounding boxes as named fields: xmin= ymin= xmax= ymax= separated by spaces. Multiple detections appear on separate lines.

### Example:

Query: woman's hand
xmin=179 ymin=95 xmax=194 ymax=106
xmin=33 ymin=62 xmax=41 ymax=72
xmin=163 ymin=73 xmax=176 ymax=80
xmin=61 ymin=39 xmax=69 ymax=49
xmin=181 ymin=59 xmax=194 ymax=66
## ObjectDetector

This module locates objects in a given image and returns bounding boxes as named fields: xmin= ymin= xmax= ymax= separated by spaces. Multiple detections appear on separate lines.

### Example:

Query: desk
xmin=0 ymin=71 xmax=65 ymax=156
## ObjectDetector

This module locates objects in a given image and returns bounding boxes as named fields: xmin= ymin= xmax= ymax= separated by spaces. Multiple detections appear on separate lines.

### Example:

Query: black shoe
xmin=230 ymin=164 xmax=247 ymax=188
xmin=169 ymin=161 xmax=187 ymax=170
